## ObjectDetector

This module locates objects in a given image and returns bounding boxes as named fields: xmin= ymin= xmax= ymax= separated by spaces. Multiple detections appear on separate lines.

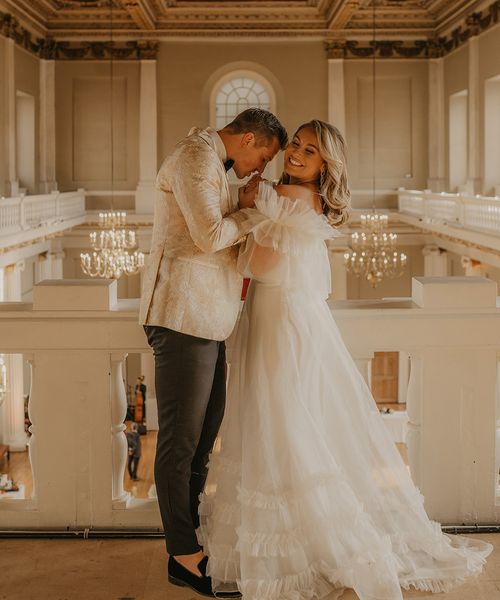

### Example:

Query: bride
xmin=197 ymin=120 xmax=492 ymax=600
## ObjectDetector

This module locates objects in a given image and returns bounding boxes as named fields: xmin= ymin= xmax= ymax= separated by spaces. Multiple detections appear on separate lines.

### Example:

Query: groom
xmin=140 ymin=109 xmax=288 ymax=597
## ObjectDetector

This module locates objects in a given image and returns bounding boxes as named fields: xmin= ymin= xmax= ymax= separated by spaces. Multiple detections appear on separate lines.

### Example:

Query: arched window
xmin=211 ymin=70 xmax=277 ymax=180
xmin=215 ymin=76 xmax=271 ymax=130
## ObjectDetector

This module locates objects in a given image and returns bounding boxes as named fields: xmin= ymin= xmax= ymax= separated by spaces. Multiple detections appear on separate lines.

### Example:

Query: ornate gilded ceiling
xmin=0 ymin=0 xmax=492 ymax=40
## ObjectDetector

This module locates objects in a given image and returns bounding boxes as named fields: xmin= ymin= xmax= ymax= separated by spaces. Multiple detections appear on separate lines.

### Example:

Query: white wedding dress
xmin=197 ymin=182 xmax=492 ymax=600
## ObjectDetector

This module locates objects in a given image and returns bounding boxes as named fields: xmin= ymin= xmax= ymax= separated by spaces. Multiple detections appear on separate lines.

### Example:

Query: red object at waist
xmin=241 ymin=278 xmax=250 ymax=301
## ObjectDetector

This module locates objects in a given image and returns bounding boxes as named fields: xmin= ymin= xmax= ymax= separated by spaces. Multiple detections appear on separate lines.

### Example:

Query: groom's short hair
xmin=224 ymin=108 xmax=288 ymax=150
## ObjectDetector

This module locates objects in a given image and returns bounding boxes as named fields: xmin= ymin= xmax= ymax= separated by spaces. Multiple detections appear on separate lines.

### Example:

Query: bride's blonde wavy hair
xmin=280 ymin=120 xmax=351 ymax=227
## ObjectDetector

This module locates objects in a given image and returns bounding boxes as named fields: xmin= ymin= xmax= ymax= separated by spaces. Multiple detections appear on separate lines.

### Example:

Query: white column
xmin=39 ymin=59 xmax=58 ymax=194
xmin=327 ymin=58 xmax=346 ymax=136
xmin=110 ymin=352 xmax=130 ymax=507
xmin=467 ymin=36 xmax=481 ymax=194
xmin=49 ymin=251 xmax=65 ymax=280
xmin=398 ymin=351 xmax=410 ymax=405
xmin=34 ymin=253 xmax=52 ymax=284
xmin=428 ymin=59 xmax=446 ymax=192
xmin=328 ymin=249 xmax=348 ymax=300
xmin=135 ymin=60 xmax=157 ymax=215
xmin=5 ymin=38 xmax=18 ymax=197
xmin=461 ymin=256 xmax=487 ymax=277
xmin=422 ymin=245 xmax=448 ymax=276
xmin=0 ymin=267 xmax=5 ymax=301
xmin=354 ymin=353 xmax=374 ymax=389
xmin=3 ymin=261 xmax=24 ymax=301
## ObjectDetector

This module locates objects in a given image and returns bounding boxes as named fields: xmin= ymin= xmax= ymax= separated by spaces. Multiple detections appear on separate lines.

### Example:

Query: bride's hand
xmin=238 ymin=174 xmax=262 ymax=209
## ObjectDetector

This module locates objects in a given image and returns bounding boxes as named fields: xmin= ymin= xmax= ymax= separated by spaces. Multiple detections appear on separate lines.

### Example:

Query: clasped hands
xmin=238 ymin=173 xmax=264 ymax=209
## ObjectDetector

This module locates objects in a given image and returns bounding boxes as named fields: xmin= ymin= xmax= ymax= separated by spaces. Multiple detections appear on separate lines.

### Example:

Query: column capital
xmin=5 ymin=260 xmax=25 ymax=274
xmin=422 ymin=244 xmax=444 ymax=257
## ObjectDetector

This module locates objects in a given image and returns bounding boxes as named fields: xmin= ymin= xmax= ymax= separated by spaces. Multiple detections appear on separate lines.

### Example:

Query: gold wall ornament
xmin=80 ymin=211 xmax=145 ymax=279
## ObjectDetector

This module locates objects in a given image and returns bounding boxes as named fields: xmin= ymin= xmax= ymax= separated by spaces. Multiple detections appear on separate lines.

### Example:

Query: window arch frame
xmin=210 ymin=69 xmax=278 ymax=181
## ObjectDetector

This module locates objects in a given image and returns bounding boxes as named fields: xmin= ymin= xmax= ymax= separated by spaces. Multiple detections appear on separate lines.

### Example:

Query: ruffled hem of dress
xmin=204 ymin=547 xmax=489 ymax=600
xmin=236 ymin=560 xmax=345 ymax=600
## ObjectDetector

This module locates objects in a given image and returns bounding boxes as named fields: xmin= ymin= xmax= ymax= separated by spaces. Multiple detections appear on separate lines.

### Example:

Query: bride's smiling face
xmin=284 ymin=127 xmax=324 ymax=182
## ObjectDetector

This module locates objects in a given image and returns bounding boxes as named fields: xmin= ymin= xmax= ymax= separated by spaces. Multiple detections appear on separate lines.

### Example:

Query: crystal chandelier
xmin=344 ymin=215 xmax=407 ymax=288
xmin=80 ymin=212 xmax=144 ymax=279
xmin=343 ymin=0 xmax=406 ymax=289
xmin=79 ymin=0 xmax=144 ymax=280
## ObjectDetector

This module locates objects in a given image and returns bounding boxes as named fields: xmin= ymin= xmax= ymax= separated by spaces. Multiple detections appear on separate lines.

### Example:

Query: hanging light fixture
xmin=343 ymin=0 xmax=406 ymax=288
xmin=80 ymin=0 xmax=144 ymax=280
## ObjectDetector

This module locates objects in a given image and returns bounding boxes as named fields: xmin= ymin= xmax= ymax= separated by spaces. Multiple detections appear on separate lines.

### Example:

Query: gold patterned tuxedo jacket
xmin=139 ymin=127 xmax=252 ymax=341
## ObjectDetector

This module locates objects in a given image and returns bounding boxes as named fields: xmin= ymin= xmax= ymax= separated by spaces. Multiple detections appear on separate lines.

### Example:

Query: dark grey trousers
xmin=144 ymin=325 xmax=226 ymax=556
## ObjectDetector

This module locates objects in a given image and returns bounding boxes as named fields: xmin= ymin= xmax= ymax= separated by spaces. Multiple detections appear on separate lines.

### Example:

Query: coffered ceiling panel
xmin=0 ymin=0 xmax=492 ymax=39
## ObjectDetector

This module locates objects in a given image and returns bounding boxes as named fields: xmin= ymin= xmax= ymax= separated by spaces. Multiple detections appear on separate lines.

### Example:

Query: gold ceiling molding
xmin=326 ymin=0 xmax=500 ymax=59
xmin=0 ymin=0 xmax=497 ymax=59
xmin=2 ymin=0 xmax=487 ymax=36
xmin=0 ymin=11 xmax=160 ymax=59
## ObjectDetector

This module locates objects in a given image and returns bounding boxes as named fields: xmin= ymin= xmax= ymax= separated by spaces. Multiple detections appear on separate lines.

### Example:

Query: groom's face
xmin=231 ymin=133 xmax=280 ymax=179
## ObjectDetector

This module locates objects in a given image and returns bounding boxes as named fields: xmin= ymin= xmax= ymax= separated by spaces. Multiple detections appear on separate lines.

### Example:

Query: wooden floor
xmin=1 ymin=534 xmax=499 ymax=600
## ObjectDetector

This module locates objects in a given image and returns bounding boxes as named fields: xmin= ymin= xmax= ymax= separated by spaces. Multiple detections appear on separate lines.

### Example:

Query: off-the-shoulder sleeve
xmin=240 ymin=182 xmax=338 ymax=254
xmin=237 ymin=182 xmax=340 ymax=285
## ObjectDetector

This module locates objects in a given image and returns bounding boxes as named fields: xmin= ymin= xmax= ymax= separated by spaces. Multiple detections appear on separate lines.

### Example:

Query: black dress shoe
xmin=168 ymin=556 xmax=241 ymax=599
xmin=168 ymin=555 xmax=214 ymax=597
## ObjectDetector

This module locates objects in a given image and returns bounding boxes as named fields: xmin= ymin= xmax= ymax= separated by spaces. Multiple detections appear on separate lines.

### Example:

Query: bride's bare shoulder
xmin=274 ymin=184 xmax=320 ymax=213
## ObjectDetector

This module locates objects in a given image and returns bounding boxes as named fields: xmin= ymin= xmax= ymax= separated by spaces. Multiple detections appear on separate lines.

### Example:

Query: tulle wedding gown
xmin=197 ymin=182 xmax=492 ymax=600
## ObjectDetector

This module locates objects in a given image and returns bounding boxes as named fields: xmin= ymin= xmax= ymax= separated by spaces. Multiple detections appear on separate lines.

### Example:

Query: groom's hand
xmin=238 ymin=174 xmax=261 ymax=209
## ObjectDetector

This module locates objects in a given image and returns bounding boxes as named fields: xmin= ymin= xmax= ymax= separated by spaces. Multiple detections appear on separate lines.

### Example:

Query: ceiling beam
xmin=116 ymin=0 xmax=155 ymax=29
xmin=326 ymin=0 xmax=366 ymax=31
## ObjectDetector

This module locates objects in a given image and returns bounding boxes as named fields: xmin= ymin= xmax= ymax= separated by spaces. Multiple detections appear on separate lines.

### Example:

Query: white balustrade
xmin=406 ymin=352 xmax=423 ymax=488
xmin=398 ymin=188 xmax=500 ymax=236
xmin=110 ymin=352 xmax=130 ymax=508
xmin=0 ymin=277 xmax=498 ymax=530
xmin=0 ymin=190 xmax=86 ymax=248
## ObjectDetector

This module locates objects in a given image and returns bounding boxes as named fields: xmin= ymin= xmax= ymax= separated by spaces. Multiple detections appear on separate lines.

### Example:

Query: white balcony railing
xmin=398 ymin=188 xmax=500 ymax=236
xmin=0 ymin=277 xmax=499 ymax=531
xmin=0 ymin=190 xmax=86 ymax=250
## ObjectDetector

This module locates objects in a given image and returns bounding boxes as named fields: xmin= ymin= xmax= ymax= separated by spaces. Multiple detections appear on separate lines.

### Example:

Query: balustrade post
xmin=25 ymin=354 xmax=37 ymax=500
xmin=397 ymin=350 xmax=410 ymax=404
xmin=3 ymin=262 xmax=28 ymax=452
xmin=411 ymin=277 xmax=497 ymax=522
xmin=110 ymin=352 xmax=130 ymax=507
xmin=406 ymin=352 xmax=423 ymax=487
xmin=328 ymin=248 xmax=348 ymax=300
xmin=354 ymin=353 xmax=374 ymax=389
